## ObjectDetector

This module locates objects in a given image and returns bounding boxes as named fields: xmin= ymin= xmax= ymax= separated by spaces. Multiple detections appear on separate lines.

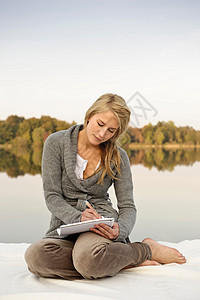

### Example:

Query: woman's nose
xmin=98 ymin=128 xmax=106 ymax=138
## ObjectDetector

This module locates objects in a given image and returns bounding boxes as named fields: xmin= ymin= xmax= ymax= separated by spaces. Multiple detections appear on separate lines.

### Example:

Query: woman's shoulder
xmin=117 ymin=146 xmax=130 ymax=165
xmin=45 ymin=124 xmax=78 ymax=145
xmin=117 ymin=146 xmax=128 ymax=157
xmin=45 ymin=129 xmax=67 ymax=145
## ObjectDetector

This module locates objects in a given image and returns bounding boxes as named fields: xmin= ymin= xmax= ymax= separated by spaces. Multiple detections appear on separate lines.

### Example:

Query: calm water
xmin=1 ymin=161 xmax=199 ymax=243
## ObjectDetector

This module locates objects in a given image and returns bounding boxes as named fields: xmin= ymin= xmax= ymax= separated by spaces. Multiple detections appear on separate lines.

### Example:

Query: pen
xmin=85 ymin=200 xmax=103 ymax=219
xmin=85 ymin=200 xmax=93 ymax=209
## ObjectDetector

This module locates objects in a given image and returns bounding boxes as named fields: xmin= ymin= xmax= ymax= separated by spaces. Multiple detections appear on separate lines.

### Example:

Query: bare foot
xmin=139 ymin=259 xmax=160 ymax=267
xmin=122 ymin=259 xmax=160 ymax=270
xmin=142 ymin=238 xmax=186 ymax=265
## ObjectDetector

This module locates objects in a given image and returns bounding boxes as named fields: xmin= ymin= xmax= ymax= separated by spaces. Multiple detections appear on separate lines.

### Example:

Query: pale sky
xmin=1 ymin=0 xmax=200 ymax=129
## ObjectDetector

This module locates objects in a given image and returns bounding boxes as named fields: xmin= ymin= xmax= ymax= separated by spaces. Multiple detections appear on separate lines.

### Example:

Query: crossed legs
xmin=25 ymin=233 xmax=186 ymax=280
xmin=25 ymin=232 xmax=151 ymax=280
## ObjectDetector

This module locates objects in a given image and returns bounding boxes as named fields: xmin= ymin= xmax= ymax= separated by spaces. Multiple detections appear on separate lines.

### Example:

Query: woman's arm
xmin=89 ymin=148 xmax=136 ymax=241
xmin=113 ymin=148 xmax=137 ymax=242
xmin=42 ymin=133 xmax=82 ymax=224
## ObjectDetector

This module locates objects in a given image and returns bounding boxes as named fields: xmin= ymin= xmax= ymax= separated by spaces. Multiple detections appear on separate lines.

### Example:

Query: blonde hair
xmin=84 ymin=93 xmax=131 ymax=184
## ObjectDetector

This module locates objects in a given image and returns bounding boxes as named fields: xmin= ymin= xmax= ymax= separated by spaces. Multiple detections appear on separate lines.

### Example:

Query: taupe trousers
xmin=25 ymin=232 xmax=152 ymax=280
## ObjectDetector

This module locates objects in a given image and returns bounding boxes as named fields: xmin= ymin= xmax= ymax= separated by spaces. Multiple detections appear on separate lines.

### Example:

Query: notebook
xmin=57 ymin=218 xmax=114 ymax=237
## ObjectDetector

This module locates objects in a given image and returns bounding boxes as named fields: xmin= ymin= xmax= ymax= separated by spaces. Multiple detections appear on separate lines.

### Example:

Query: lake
xmin=0 ymin=149 xmax=200 ymax=243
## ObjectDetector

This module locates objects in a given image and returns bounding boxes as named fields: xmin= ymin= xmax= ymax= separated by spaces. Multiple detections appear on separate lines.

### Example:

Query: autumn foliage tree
xmin=0 ymin=116 xmax=200 ymax=177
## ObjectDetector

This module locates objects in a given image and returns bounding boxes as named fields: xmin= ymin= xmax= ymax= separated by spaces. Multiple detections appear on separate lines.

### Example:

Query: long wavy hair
xmin=84 ymin=93 xmax=131 ymax=184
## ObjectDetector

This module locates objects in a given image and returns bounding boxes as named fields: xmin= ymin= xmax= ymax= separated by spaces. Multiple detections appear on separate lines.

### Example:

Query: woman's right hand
xmin=81 ymin=207 xmax=102 ymax=222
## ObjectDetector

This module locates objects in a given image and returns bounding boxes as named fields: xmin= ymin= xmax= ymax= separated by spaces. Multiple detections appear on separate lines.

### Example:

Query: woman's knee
xmin=72 ymin=233 xmax=110 ymax=279
xmin=25 ymin=239 xmax=52 ymax=276
xmin=25 ymin=239 xmax=71 ymax=277
xmin=72 ymin=246 xmax=100 ymax=279
xmin=25 ymin=238 xmax=83 ymax=280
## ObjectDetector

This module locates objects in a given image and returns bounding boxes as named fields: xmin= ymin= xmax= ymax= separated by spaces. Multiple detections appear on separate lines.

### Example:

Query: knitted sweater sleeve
xmin=42 ymin=133 xmax=82 ymax=224
xmin=113 ymin=148 xmax=137 ymax=242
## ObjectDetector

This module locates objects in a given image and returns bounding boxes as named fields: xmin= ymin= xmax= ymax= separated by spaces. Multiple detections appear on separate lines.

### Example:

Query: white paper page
xmin=57 ymin=218 xmax=114 ymax=236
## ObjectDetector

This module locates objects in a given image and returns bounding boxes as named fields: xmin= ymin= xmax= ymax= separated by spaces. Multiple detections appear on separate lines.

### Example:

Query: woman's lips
xmin=94 ymin=135 xmax=102 ymax=142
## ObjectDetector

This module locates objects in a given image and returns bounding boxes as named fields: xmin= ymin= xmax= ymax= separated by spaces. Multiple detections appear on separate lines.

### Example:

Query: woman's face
xmin=86 ymin=110 xmax=119 ymax=145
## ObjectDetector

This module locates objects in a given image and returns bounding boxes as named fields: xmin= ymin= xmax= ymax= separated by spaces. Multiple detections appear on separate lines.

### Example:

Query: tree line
xmin=1 ymin=116 xmax=199 ymax=148
xmin=126 ymin=121 xmax=200 ymax=146
xmin=0 ymin=115 xmax=75 ymax=169
xmin=0 ymin=115 xmax=75 ymax=145
xmin=0 ymin=115 xmax=200 ymax=177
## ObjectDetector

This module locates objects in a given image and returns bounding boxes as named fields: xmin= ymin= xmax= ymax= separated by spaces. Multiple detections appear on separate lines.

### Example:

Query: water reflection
xmin=0 ymin=149 xmax=40 ymax=177
xmin=0 ymin=162 xmax=199 ymax=243
xmin=1 ymin=147 xmax=200 ymax=177
xmin=127 ymin=147 xmax=200 ymax=171
xmin=1 ymin=145 xmax=200 ymax=243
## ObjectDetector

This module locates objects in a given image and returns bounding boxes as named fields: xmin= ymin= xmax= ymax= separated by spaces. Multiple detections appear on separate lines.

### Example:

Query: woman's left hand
xmin=90 ymin=221 xmax=119 ymax=240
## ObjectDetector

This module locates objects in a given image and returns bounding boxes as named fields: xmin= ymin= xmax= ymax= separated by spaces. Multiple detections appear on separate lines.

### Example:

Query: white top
xmin=75 ymin=153 xmax=100 ymax=180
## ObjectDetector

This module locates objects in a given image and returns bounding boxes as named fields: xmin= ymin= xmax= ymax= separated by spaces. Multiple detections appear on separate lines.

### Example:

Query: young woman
xmin=25 ymin=93 xmax=186 ymax=280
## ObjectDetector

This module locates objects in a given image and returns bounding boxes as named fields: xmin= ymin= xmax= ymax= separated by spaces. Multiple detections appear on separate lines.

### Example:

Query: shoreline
xmin=1 ymin=143 xmax=200 ymax=150
xmin=129 ymin=144 xmax=200 ymax=150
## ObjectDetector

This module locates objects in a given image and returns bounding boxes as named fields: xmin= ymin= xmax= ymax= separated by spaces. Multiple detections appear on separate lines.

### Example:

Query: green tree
xmin=32 ymin=127 xmax=46 ymax=166
xmin=40 ymin=116 xmax=56 ymax=133
xmin=142 ymin=123 xmax=154 ymax=144
xmin=154 ymin=128 xmax=166 ymax=145
xmin=0 ymin=115 xmax=24 ymax=144
xmin=184 ymin=128 xmax=196 ymax=145
xmin=196 ymin=131 xmax=200 ymax=145
xmin=175 ymin=130 xmax=183 ymax=144
xmin=165 ymin=121 xmax=176 ymax=143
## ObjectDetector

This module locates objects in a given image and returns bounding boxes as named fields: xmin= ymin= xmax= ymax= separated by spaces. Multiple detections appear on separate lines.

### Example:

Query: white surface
xmin=0 ymin=240 xmax=200 ymax=300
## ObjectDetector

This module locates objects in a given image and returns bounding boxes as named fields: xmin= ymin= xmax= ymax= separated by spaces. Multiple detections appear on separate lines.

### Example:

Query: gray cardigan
xmin=42 ymin=124 xmax=137 ymax=242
